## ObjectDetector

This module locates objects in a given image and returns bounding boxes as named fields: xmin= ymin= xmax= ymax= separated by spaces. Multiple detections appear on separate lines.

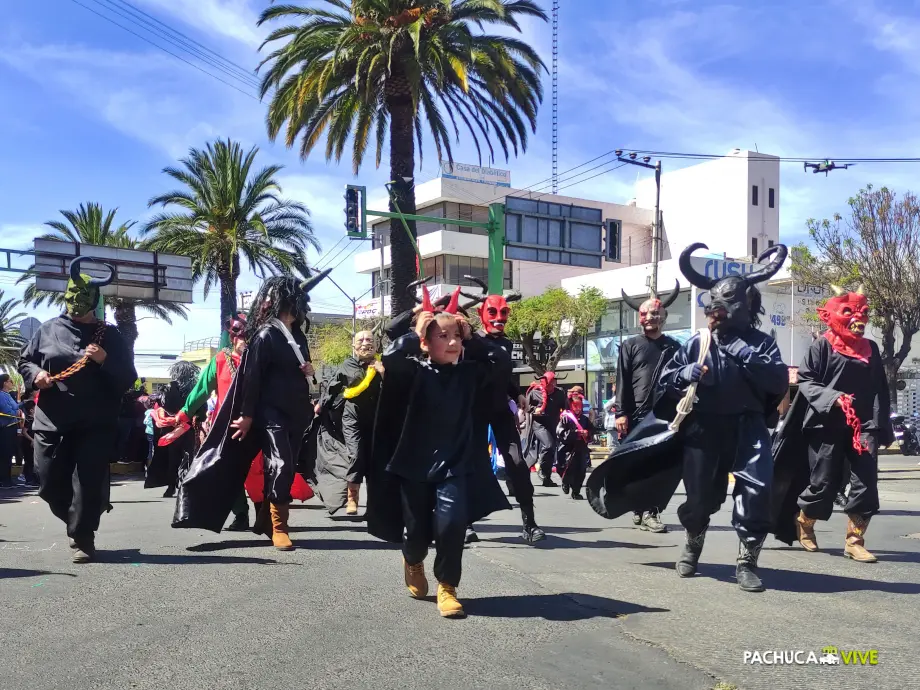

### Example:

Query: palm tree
xmin=19 ymin=203 xmax=189 ymax=355
xmin=142 ymin=139 xmax=320 ymax=328
xmin=0 ymin=290 xmax=27 ymax=368
xmin=257 ymin=0 xmax=547 ymax=313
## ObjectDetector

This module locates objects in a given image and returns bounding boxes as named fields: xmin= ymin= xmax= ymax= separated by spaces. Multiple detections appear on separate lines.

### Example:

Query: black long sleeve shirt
xmin=239 ymin=324 xmax=312 ymax=422
xmin=614 ymin=333 xmax=680 ymax=423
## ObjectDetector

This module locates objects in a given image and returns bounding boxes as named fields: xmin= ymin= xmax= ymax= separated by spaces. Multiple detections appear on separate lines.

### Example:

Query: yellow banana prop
xmin=343 ymin=366 xmax=377 ymax=400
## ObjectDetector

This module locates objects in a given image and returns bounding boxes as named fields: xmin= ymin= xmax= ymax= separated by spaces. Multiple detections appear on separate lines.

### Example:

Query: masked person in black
xmin=616 ymin=282 xmax=682 ymax=532
xmin=145 ymin=361 xmax=200 ymax=498
xmin=524 ymin=372 xmax=567 ymax=487
xmin=18 ymin=258 xmax=136 ymax=563
xmin=662 ymin=243 xmax=789 ymax=592
xmin=310 ymin=329 xmax=382 ymax=516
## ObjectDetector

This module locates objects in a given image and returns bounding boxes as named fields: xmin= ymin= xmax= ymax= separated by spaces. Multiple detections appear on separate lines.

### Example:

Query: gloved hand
xmin=681 ymin=363 xmax=708 ymax=384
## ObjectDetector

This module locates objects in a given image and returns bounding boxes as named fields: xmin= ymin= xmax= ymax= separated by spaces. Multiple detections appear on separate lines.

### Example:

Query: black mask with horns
xmin=246 ymin=268 xmax=332 ymax=339
xmin=679 ymin=242 xmax=787 ymax=332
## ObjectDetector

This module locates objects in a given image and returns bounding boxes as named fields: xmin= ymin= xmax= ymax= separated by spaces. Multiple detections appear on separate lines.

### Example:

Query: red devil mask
xmin=622 ymin=280 xmax=680 ymax=335
xmin=225 ymin=313 xmax=247 ymax=340
xmin=479 ymin=294 xmax=511 ymax=334
xmin=542 ymin=371 xmax=557 ymax=393
xmin=817 ymin=285 xmax=871 ymax=363
xmin=568 ymin=391 xmax=584 ymax=416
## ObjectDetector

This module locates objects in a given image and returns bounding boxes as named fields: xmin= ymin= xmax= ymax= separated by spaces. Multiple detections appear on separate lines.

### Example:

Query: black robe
xmin=18 ymin=315 xmax=137 ymax=532
xmin=145 ymin=380 xmax=197 ymax=490
xmin=557 ymin=411 xmax=595 ymax=490
xmin=173 ymin=324 xmax=314 ymax=532
xmin=366 ymin=332 xmax=512 ymax=544
xmin=771 ymin=337 xmax=892 ymax=544
xmin=615 ymin=333 xmax=680 ymax=426
xmin=307 ymin=355 xmax=380 ymax=513
xmin=523 ymin=385 xmax=567 ymax=468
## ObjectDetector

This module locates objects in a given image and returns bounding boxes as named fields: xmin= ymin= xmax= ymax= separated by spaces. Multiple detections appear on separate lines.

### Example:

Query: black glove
xmin=682 ymin=363 xmax=706 ymax=383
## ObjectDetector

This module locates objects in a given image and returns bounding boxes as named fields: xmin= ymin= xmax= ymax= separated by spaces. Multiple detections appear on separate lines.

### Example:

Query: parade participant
xmin=772 ymin=285 xmax=892 ymax=562
xmin=366 ymin=285 xmax=511 ymax=618
xmin=0 ymin=374 xmax=18 ymax=488
xmin=661 ymin=243 xmax=788 ymax=592
xmin=617 ymin=282 xmax=682 ymax=532
xmin=173 ymin=270 xmax=329 ymax=550
xmin=145 ymin=361 xmax=200 ymax=498
xmin=556 ymin=390 xmax=595 ymax=500
xmin=18 ymin=258 xmax=136 ymax=563
xmin=310 ymin=330 xmax=382 ymax=516
xmin=172 ymin=314 xmax=253 ymax=530
xmin=524 ymin=371 xmax=567 ymax=487
xmin=460 ymin=277 xmax=545 ymax=544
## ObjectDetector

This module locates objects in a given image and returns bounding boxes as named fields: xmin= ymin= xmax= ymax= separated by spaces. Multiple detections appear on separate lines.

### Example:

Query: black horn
xmin=463 ymin=275 xmax=489 ymax=294
xmin=408 ymin=276 xmax=433 ymax=305
xmin=660 ymin=278 xmax=681 ymax=309
xmin=620 ymin=290 xmax=645 ymax=312
xmin=505 ymin=290 xmax=522 ymax=303
xmin=745 ymin=244 xmax=788 ymax=285
xmin=68 ymin=257 xmax=115 ymax=287
xmin=678 ymin=243 xmax=718 ymax=290
xmin=300 ymin=267 xmax=332 ymax=294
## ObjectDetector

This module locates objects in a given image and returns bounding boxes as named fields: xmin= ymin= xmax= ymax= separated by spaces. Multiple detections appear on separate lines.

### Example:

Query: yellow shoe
xmin=404 ymin=558 xmax=428 ymax=599
xmin=796 ymin=510 xmax=819 ymax=552
xmin=844 ymin=514 xmax=877 ymax=563
xmin=437 ymin=583 xmax=466 ymax=618
xmin=270 ymin=503 xmax=294 ymax=551
xmin=346 ymin=482 xmax=359 ymax=516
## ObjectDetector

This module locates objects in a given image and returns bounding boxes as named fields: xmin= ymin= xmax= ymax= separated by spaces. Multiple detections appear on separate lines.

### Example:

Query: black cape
xmin=145 ymin=380 xmax=195 ymax=489
xmin=172 ymin=352 xmax=261 ymax=533
xmin=366 ymin=335 xmax=511 ymax=544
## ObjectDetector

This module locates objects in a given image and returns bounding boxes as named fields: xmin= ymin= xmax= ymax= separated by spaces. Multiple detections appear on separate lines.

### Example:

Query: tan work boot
xmin=437 ymin=583 xmax=466 ymax=618
xmin=270 ymin=503 xmax=294 ymax=551
xmin=844 ymin=514 xmax=877 ymax=562
xmin=796 ymin=511 xmax=819 ymax=552
xmin=403 ymin=558 xmax=429 ymax=599
xmin=346 ymin=482 xmax=360 ymax=516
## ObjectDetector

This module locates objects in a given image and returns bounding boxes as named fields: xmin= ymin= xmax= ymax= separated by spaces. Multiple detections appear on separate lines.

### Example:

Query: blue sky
xmin=3 ymin=0 xmax=920 ymax=352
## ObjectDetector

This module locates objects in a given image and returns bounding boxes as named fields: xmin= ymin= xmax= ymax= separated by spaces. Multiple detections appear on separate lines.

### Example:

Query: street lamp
xmin=616 ymin=150 xmax=662 ymax=294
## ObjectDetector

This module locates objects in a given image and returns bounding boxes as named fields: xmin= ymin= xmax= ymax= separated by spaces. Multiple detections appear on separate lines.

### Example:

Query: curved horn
xmin=409 ymin=275 xmax=433 ymax=305
xmin=856 ymin=284 xmax=865 ymax=295
xmin=660 ymin=278 xmax=681 ymax=309
xmin=420 ymin=283 xmax=434 ymax=312
xmin=69 ymin=257 xmax=115 ymax=288
xmin=829 ymin=284 xmax=846 ymax=296
xmin=300 ymin=267 xmax=332 ymax=294
xmin=505 ymin=291 xmax=523 ymax=303
xmin=463 ymin=275 xmax=488 ymax=295
xmin=678 ymin=243 xmax=718 ymax=290
xmin=443 ymin=286 xmax=462 ymax=315
xmin=620 ymin=289 xmax=645 ymax=312
xmin=745 ymin=244 xmax=788 ymax=285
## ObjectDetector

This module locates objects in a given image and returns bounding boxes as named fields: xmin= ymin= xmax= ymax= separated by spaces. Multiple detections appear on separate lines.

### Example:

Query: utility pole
xmin=378 ymin=232 xmax=386 ymax=318
xmin=616 ymin=150 xmax=662 ymax=295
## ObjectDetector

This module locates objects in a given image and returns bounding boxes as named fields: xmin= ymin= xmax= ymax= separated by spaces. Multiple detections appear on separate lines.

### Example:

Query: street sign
xmin=17 ymin=317 xmax=41 ymax=341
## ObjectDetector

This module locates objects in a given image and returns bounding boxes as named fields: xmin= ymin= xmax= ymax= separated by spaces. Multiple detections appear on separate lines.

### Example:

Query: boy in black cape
xmin=556 ymin=390 xmax=596 ymax=500
xmin=366 ymin=286 xmax=511 ymax=619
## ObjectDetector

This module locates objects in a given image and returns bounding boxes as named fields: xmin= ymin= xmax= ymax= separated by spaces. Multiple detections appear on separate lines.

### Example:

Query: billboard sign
xmin=440 ymin=161 xmax=511 ymax=187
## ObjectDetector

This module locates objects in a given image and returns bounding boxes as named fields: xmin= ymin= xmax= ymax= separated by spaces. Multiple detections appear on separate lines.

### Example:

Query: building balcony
xmin=354 ymin=229 xmax=489 ymax=273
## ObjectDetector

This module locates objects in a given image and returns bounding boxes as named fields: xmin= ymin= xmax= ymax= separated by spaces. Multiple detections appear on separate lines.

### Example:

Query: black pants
xmin=0 ymin=426 xmax=16 ymax=484
xmin=799 ymin=427 xmax=879 ymax=520
xmin=34 ymin=426 xmax=114 ymax=538
xmin=401 ymin=475 xmax=468 ymax=587
xmin=561 ymin=448 xmax=588 ymax=493
xmin=257 ymin=407 xmax=308 ymax=505
xmin=677 ymin=414 xmax=772 ymax=546
xmin=532 ymin=423 xmax=559 ymax=481
xmin=20 ymin=437 xmax=36 ymax=483
xmin=493 ymin=410 xmax=535 ymax=505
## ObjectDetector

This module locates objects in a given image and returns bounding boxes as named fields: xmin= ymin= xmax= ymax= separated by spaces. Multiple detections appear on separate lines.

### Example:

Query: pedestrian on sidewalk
xmin=0 ymin=374 xmax=20 ymax=488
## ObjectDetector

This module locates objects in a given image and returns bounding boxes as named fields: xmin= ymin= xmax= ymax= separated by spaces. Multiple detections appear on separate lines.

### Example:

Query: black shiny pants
xmin=493 ymin=410 xmax=535 ymax=505
xmin=401 ymin=475 xmax=468 ymax=587
xmin=799 ymin=428 xmax=879 ymax=520
xmin=532 ymin=423 xmax=559 ymax=481
xmin=677 ymin=414 xmax=772 ymax=546
xmin=257 ymin=407 xmax=309 ymax=505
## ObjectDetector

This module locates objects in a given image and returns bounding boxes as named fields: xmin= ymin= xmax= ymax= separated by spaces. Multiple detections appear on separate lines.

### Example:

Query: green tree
xmin=790 ymin=185 xmax=920 ymax=403
xmin=0 ymin=289 xmax=27 ymax=368
xmin=257 ymin=0 xmax=546 ymax=314
xmin=142 ymin=139 xmax=320 ymax=329
xmin=505 ymin=286 xmax=607 ymax=376
xmin=18 ymin=203 xmax=189 ymax=355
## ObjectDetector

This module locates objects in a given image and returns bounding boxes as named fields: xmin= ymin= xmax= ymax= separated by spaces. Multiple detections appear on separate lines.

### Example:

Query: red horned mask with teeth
xmin=818 ymin=285 xmax=871 ymax=363
xmin=479 ymin=294 xmax=511 ymax=334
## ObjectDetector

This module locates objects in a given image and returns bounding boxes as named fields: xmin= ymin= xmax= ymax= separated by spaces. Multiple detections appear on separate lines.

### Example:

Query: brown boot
xmin=796 ymin=511 xmax=819 ymax=552
xmin=404 ymin=558 xmax=429 ymax=599
xmin=844 ymin=514 xmax=877 ymax=563
xmin=437 ymin=583 xmax=466 ymax=618
xmin=346 ymin=482 xmax=360 ymax=516
xmin=270 ymin=503 xmax=294 ymax=551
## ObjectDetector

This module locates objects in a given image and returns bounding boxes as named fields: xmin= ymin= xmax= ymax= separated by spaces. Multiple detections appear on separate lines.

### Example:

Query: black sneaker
xmin=464 ymin=526 xmax=480 ymax=544
xmin=162 ymin=487 xmax=176 ymax=499
xmin=541 ymin=478 xmax=558 ymax=488
xmin=561 ymin=483 xmax=570 ymax=495
xmin=225 ymin=514 xmax=250 ymax=532
xmin=571 ymin=492 xmax=585 ymax=500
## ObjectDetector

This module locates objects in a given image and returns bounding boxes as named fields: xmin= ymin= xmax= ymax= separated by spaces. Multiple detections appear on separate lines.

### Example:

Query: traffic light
xmin=344 ymin=184 xmax=367 ymax=238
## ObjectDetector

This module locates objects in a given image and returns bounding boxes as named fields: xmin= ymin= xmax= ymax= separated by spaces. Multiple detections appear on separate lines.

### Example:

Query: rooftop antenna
xmin=551 ymin=0 xmax=559 ymax=194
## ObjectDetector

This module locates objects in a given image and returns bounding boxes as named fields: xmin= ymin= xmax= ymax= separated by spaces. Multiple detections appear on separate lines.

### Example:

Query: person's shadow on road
xmin=96 ymin=548 xmax=287 ymax=566
xmin=0 ymin=568 xmax=77 ymax=580
xmin=463 ymin=592 xmax=669 ymax=620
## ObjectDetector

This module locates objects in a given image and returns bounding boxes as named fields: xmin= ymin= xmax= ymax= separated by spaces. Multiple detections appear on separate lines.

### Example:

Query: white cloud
xmin=135 ymin=0 xmax=264 ymax=49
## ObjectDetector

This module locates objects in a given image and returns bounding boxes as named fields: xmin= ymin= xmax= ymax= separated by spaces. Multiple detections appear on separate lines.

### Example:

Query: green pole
xmin=487 ymin=203 xmax=505 ymax=294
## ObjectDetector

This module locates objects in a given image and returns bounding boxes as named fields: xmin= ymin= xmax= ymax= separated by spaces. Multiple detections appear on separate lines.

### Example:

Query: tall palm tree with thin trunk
xmin=18 ymin=203 xmax=189 ymax=356
xmin=142 ymin=139 xmax=320 ymax=329
xmin=257 ymin=0 xmax=546 ymax=314
xmin=0 ymin=290 xmax=27 ymax=368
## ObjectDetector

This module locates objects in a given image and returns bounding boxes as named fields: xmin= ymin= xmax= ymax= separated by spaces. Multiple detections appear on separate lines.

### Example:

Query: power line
xmin=90 ymin=0 xmax=261 ymax=89
xmin=67 ymin=0 xmax=260 ymax=100
xmin=311 ymin=236 xmax=348 ymax=270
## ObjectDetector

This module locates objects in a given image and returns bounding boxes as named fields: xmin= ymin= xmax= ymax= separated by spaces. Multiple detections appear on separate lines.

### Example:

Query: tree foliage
xmin=0 ymin=290 xmax=26 ymax=368
xmin=790 ymin=185 xmax=920 ymax=401
xmin=142 ymin=139 xmax=319 ymax=329
xmin=17 ymin=202 xmax=189 ymax=355
xmin=505 ymin=286 xmax=607 ymax=376
xmin=256 ymin=0 xmax=546 ymax=314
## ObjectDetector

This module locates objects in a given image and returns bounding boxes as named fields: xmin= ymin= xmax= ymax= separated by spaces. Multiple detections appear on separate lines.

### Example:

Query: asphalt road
xmin=1 ymin=459 xmax=918 ymax=690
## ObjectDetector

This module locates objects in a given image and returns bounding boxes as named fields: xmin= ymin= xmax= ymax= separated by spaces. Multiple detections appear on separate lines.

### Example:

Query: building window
xmin=768 ymin=188 xmax=775 ymax=208
xmin=752 ymin=185 xmax=759 ymax=206
xmin=768 ymin=239 xmax=775 ymax=248
xmin=751 ymin=238 xmax=758 ymax=257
